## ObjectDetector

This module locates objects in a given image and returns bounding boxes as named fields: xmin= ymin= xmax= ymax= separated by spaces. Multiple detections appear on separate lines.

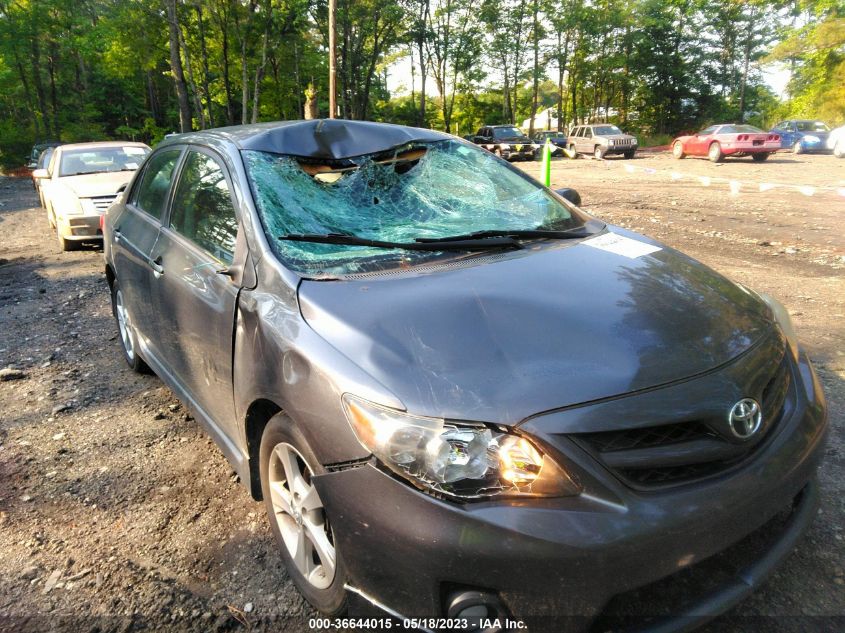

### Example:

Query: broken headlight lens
xmin=342 ymin=395 xmax=581 ymax=500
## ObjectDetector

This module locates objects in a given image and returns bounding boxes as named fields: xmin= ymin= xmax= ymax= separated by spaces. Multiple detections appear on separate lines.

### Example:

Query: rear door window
xmin=169 ymin=150 xmax=238 ymax=265
xmin=130 ymin=149 xmax=182 ymax=220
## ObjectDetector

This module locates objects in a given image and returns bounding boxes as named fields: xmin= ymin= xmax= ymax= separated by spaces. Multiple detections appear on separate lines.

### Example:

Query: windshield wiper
xmin=414 ymin=226 xmax=594 ymax=243
xmin=279 ymin=233 xmax=523 ymax=252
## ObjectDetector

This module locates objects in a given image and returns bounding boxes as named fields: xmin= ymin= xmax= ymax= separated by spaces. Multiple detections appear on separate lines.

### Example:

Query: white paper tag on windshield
xmin=124 ymin=147 xmax=146 ymax=155
xmin=584 ymin=232 xmax=662 ymax=259
xmin=124 ymin=162 xmax=139 ymax=170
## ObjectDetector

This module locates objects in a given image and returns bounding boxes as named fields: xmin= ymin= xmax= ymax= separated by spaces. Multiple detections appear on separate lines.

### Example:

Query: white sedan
xmin=35 ymin=141 xmax=151 ymax=250
xmin=827 ymin=125 xmax=845 ymax=158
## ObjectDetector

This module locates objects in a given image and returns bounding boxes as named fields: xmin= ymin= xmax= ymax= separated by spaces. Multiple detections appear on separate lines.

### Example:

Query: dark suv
xmin=103 ymin=119 xmax=826 ymax=633
xmin=472 ymin=124 xmax=537 ymax=161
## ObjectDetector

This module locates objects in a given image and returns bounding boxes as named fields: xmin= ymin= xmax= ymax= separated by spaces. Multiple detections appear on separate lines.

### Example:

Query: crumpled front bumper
xmin=314 ymin=352 xmax=827 ymax=632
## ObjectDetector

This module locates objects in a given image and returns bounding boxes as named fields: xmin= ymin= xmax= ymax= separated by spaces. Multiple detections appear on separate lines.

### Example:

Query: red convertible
xmin=672 ymin=124 xmax=781 ymax=162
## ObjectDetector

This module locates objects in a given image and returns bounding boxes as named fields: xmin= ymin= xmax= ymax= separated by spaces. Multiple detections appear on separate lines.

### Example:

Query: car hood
xmin=298 ymin=229 xmax=772 ymax=424
xmin=57 ymin=171 xmax=136 ymax=198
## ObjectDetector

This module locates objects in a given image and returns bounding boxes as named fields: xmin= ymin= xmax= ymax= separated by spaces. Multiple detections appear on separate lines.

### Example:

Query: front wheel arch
xmin=245 ymin=398 xmax=284 ymax=499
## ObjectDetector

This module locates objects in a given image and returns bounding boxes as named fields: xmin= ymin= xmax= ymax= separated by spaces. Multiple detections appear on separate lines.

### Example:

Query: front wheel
xmin=567 ymin=144 xmax=578 ymax=159
xmin=708 ymin=142 xmax=724 ymax=163
xmin=834 ymin=141 xmax=844 ymax=158
xmin=623 ymin=150 xmax=636 ymax=160
xmin=792 ymin=141 xmax=804 ymax=155
xmin=111 ymin=281 xmax=150 ymax=373
xmin=260 ymin=414 xmax=347 ymax=615
xmin=672 ymin=141 xmax=686 ymax=159
xmin=594 ymin=146 xmax=606 ymax=160
xmin=751 ymin=152 xmax=770 ymax=162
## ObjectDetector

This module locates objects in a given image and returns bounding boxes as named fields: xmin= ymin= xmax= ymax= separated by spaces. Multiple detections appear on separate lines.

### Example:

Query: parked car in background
xmin=827 ymin=124 xmax=845 ymax=158
xmin=532 ymin=130 xmax=568 ymax=155
xmin=32 ymin=146 xmax=59 ymax=205
xmin=567 ymin=124 xmax=638 ymax=159
xmin=27 ymin=141 xmax=61 ymax=168
xmin=471 ymin=124 xmax=537 ymax=161
xmin=672 ymin=125 xmax=780 ymax=162
xmin=35 ymin=141 xmax=151 ymax=250
xmin=104 ymin=119 xmax=826 ymax=633
xmin=770 ymin=120 xmax=831 ymax=154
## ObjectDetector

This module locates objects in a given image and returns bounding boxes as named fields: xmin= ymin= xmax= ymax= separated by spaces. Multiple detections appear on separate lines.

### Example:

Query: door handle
xmin=149 ymin=256 xmax=165 ymax=278
xmin=113 ymin=228 xmax=122 ymax=242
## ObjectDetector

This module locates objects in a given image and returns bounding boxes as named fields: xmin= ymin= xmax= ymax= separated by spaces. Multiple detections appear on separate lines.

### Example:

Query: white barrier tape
xmin=729 ymin=180 xmax=741 ymax=196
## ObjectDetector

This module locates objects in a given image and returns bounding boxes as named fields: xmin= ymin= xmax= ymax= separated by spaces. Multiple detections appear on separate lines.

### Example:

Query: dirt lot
xmin=1 ymin=151 xmax=843 ymax=633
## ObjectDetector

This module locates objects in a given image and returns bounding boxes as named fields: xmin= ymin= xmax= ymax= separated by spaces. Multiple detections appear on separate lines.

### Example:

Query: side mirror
xmin=554 ymin=187 xmax=582 ymax=206
xmin=32 ymin=168 xmax=49 ymax=179
xmin=116 ymin=183 xmax=127 ymax=193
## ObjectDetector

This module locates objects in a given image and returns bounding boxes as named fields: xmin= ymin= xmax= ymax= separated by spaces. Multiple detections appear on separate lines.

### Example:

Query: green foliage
xmin=0 ymin=0 xmax=834 ymax=168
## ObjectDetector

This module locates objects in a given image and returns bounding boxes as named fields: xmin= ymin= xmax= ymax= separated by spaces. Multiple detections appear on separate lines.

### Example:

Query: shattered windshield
xmin=244 ymin=139 xmax=583 ymax=276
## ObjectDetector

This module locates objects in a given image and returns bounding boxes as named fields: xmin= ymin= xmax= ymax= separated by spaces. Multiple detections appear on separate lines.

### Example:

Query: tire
xmin=792 ymin=141 xmax=803 ymax=155
xmin=110 ymin=280 xmax=150 ymax=373
xmin=623 ymin=150 xmax=636 ymax=160
xmin=567 ymin=144 xmax=578 ymax=159
xmin=751 ymin=153 xmax=770 ymax=162
xmin=834 ymin=141 xmax=844 ymax=158
xmin=672 ymin=141 xmax=686 ymax=159
xmin=708 ymin=142 xmax=724 ymax=163
xmin=594 ymin=145 xmax=606 ymax=160
xmin=260 ymin=414 xmax=347 ymax=615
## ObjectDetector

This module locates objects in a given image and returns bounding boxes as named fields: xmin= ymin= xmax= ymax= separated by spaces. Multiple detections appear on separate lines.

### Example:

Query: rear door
xmin=113 ymin=147 xmax=184 ymax=346
xmin=148 ymin=147 xmax=243 ymax=436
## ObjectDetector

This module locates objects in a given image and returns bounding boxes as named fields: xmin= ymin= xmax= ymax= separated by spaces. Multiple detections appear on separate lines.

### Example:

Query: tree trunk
xmin=166 ymin=0 xmax=192 ymax=132
xmin=29 ymin=33 xmax=52 ymax=138
xmin=528 ymin=0 xmax=540 ymax=137
xmin=737 ymin=6 xmax=756 ymax=122
xmin=178 ymin=20 xmax=206 ymax=129
xmin=252 ymin=12 xmax=271 ymax=123
xmin=47 ymin=40 xmax=60 ymax=137
xmin=196 ymin=5 xmax=214 ymax=127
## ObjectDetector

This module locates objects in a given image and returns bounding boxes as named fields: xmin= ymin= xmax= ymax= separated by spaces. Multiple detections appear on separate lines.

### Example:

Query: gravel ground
xmin=1 ymin=151 xmax=843 ymax=633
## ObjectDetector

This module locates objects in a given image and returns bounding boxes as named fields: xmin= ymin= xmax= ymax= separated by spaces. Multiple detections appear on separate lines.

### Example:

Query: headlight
xmin=342 ymin=395 xmax=581 ymax=500
xmin=499 ymin=144 xmax=510 ymax=151
xmin=759 ymin=293 xmax=799 ymax=362
xmin=804 ymin=135 xmax=820 ymax=143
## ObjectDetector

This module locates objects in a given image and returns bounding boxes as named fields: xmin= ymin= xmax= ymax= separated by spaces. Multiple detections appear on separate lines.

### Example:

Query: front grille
xmin=573 ymin=358 xmax=792 ymax=490
xmin=611 ymin=138 xmax=634 ymax=146
xmin=88 ymin=194 xmax=118 ymax=212
xmin=577 ymin=421 xmax=714 ymax=453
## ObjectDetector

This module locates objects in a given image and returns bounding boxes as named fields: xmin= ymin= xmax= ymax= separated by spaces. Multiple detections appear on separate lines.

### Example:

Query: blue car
xmin=532 ymin=130 xmax=568 ymax=155
xmin=770 ymin=120 xmax=832 ymax=154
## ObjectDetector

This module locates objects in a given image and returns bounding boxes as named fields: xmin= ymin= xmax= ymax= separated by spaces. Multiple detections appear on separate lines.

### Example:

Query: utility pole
xmin=328 ymin=0 xmax=337 ymax=118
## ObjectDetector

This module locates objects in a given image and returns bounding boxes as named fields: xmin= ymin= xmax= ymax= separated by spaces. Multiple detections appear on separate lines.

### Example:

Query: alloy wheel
xmin=268 ymin=442 xmax=336 ymax=590
xmin=115 ymin=289 xmax=135 ymax=361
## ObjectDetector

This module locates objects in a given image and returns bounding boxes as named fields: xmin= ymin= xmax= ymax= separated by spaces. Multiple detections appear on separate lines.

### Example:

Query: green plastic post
xmin=542 ymin=139 xmax=552 ymax=187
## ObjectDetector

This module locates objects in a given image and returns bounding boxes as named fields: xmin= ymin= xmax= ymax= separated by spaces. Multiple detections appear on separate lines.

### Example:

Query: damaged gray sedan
xmin=103 ymin=120 xmax=827 ymax=633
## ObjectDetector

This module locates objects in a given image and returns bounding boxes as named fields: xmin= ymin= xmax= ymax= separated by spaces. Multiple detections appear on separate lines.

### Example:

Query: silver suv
xmin=568 ymin=124 xmax=638 ymax=159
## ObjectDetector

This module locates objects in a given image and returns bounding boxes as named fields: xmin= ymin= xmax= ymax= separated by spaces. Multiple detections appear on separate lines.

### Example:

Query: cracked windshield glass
xmin=244 ymin=140 xmax=582 ymax=276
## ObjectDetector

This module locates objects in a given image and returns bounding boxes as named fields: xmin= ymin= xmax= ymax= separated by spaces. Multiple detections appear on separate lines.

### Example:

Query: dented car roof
xmin=162 ymin=119 xmax=452 ymax=160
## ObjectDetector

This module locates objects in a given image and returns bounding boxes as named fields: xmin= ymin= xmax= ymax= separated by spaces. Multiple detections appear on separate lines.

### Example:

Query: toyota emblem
xmin=728 ymin=399 xmax=762 ymax=439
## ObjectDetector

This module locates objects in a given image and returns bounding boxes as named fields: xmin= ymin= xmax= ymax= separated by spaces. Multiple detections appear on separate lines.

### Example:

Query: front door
xmin=149 ymin=148 xmax=243 ymax=436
